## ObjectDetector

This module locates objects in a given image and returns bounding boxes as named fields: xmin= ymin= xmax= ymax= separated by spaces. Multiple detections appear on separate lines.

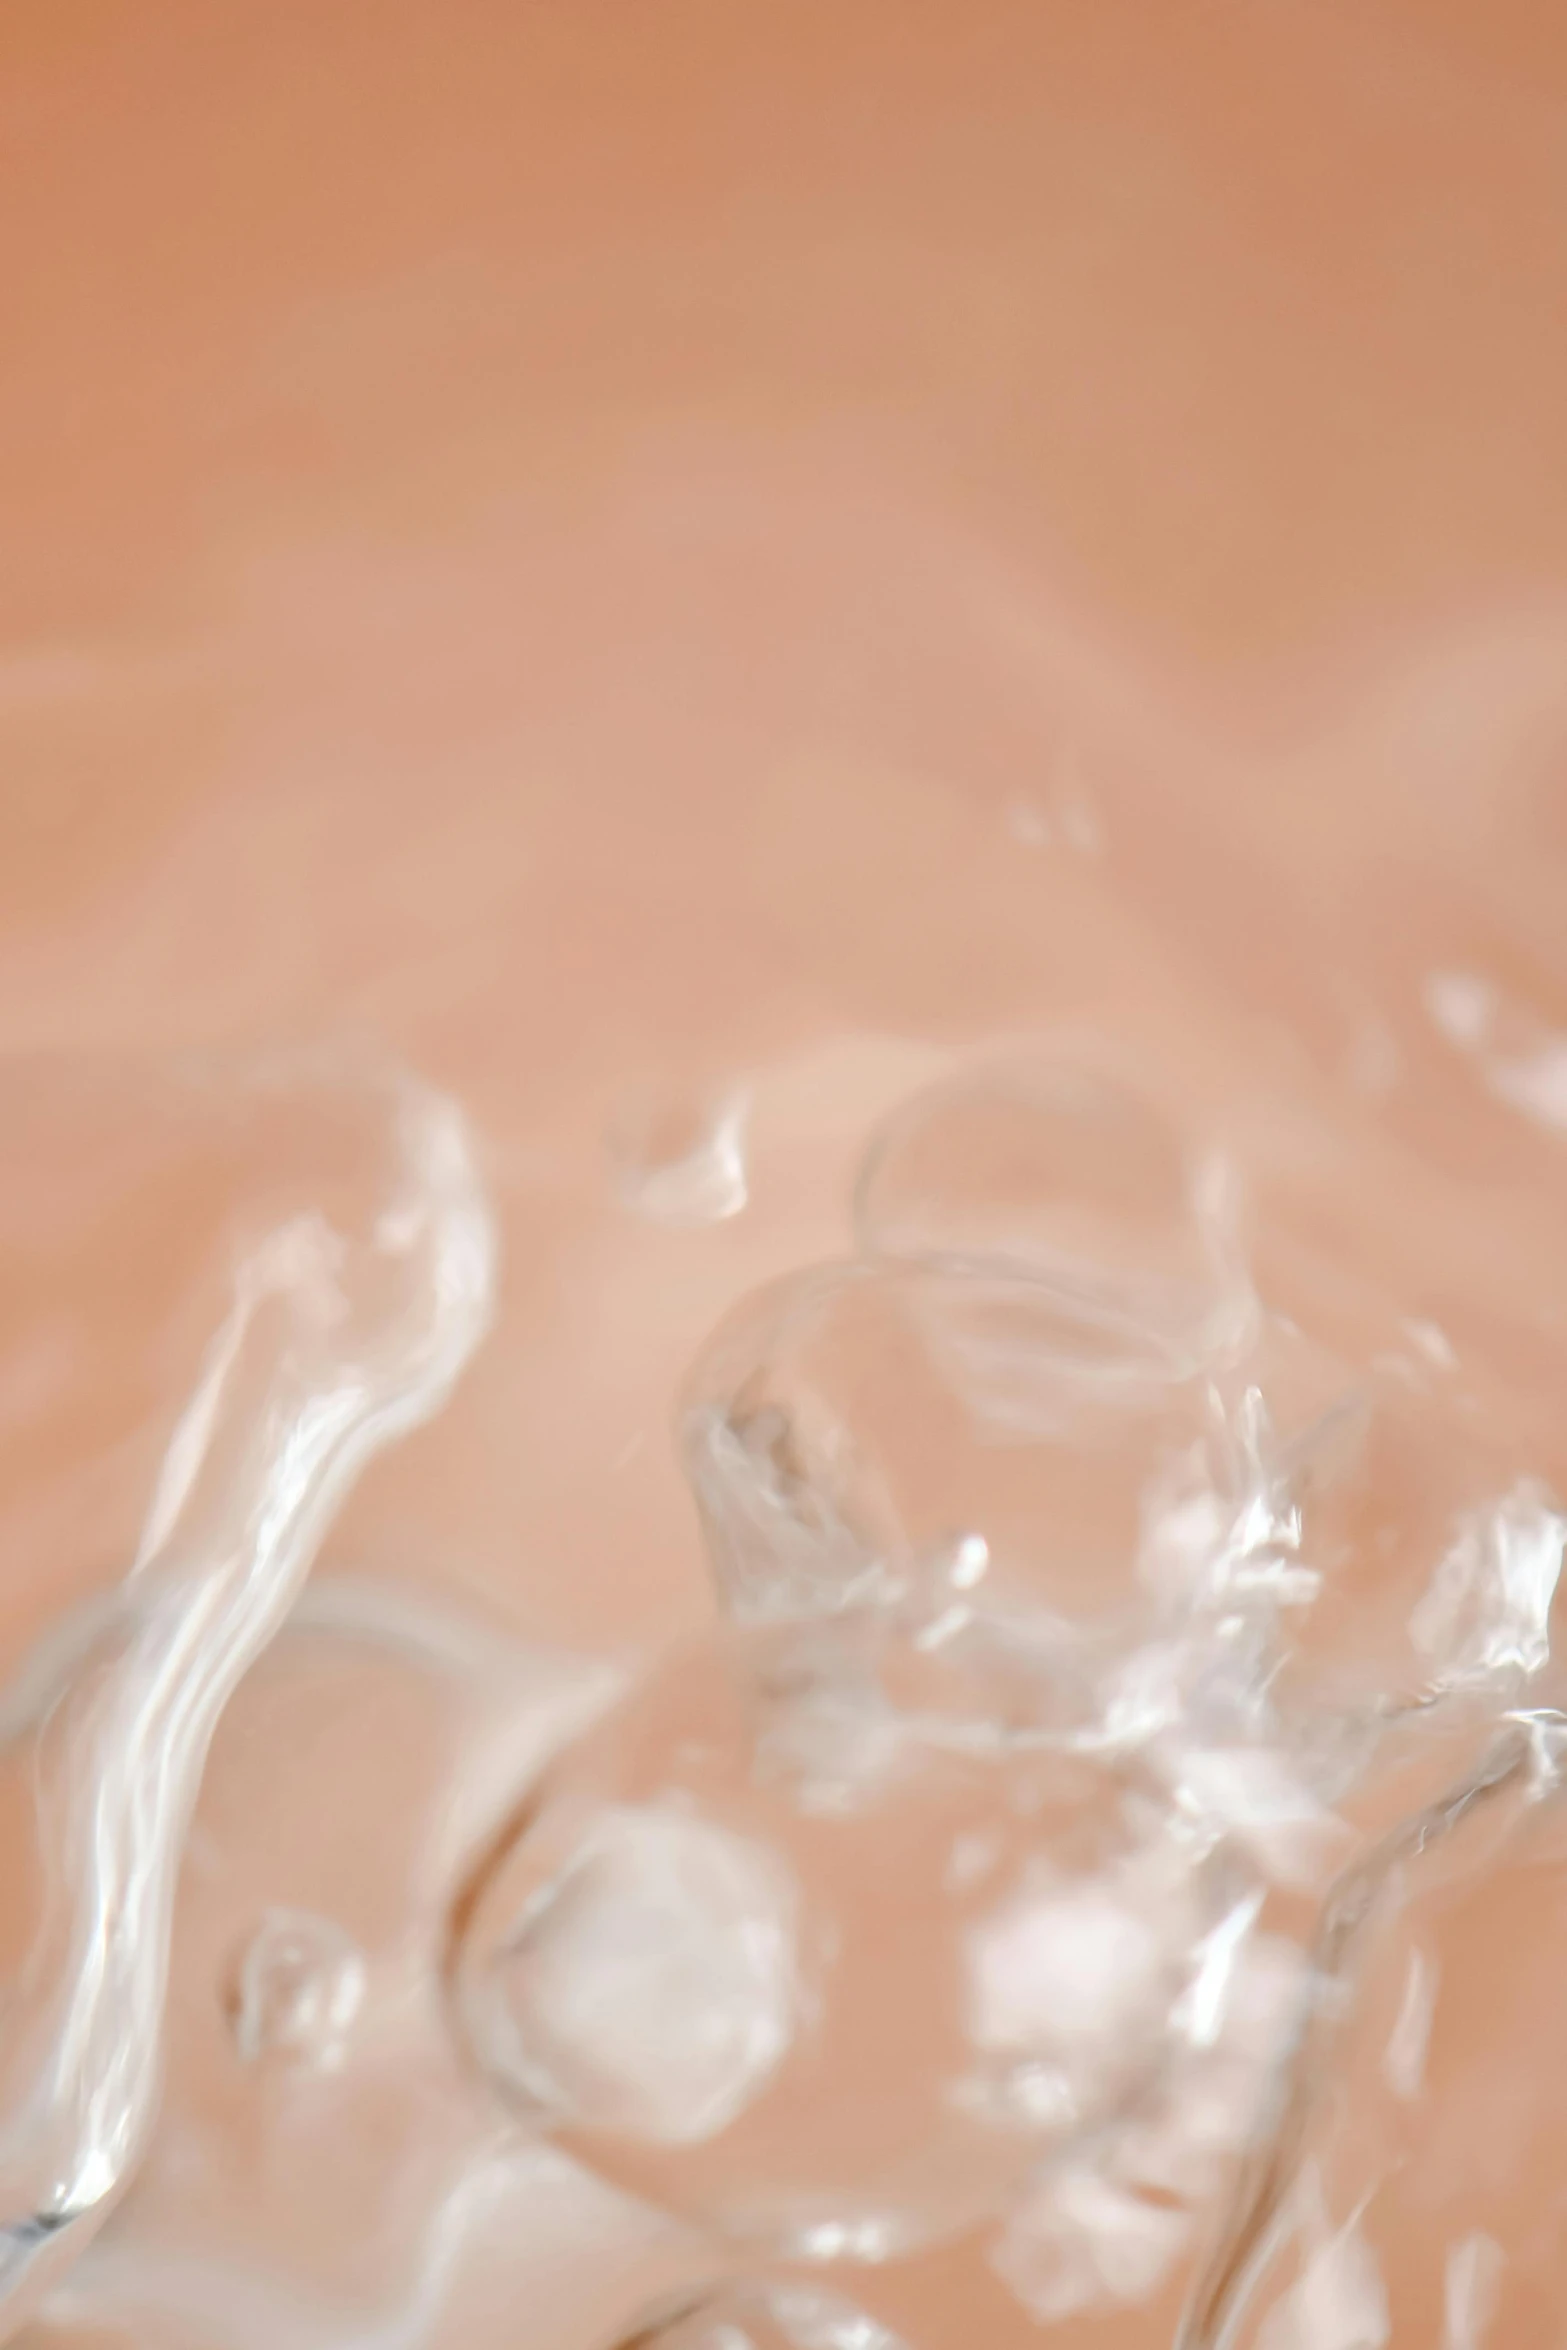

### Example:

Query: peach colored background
xmin=6 ymin=0 xmax=1567 ymax=1648
xmin=4 ymin=7 xmax=1567 ymax=2344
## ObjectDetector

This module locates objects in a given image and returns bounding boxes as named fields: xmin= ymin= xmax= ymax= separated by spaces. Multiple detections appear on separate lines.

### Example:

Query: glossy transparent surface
xmin=12 ymin=1025 xmax=1567 ymax=2350
xmin=608 ymin=2280 xmax=907 ymax=2350
xmin=10 ymin=6 xmax=1567 ymax=2343
xmin=854 ymin=1060 xmax=1244 ymax=1369
xmin=0 ymin=1050 xmax=494 ymax=2335
xmin=450 ymin=1629 xmax=1246 ymax=2257
xmin=32 ymin=1572 xmax=623 ymax=2350
xmin=1179 ymin=1725 xmax=1567 ymax=2349
xmin=683 ymin=1257 xmax=1231 ymax=1611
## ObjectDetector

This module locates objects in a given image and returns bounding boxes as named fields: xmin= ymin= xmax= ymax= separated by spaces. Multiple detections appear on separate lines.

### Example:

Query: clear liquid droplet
xmin=853 ymin=1058 xmax=1244 ymax=1367
xmin=223 ymin=1909 xmax=366 ymax=2069
xmin=607 ymin=1082 xmax=750 ymax=1226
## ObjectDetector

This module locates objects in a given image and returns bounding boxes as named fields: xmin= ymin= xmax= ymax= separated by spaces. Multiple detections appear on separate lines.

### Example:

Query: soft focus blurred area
xmin=5 ymin=6 xmax=1567 ymax=2349
xmin=7 ymin=0 xmax=1567 ymax=1651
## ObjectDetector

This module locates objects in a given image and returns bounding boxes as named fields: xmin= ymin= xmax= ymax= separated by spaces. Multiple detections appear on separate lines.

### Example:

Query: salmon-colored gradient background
xmin=5 ymin=5 xmax=1567 ymax=2346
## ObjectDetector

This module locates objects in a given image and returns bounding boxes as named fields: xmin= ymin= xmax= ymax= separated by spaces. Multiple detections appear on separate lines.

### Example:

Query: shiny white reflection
xmin=0 ymin=1052 xmax=495 ymax=2339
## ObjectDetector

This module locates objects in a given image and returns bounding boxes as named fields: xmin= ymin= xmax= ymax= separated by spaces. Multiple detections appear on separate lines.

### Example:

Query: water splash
xmin=990 ymin=2162 xmax=1192 ymax=2323
xmin=1174 ymin=1730 xmax=1533 ymax=2350
xmin=0 ymin=1048 xmax=495 ymax=2338
xmin=45 ymin=2139 xmax=554 ymax=2350
xmin=449 ymin=1629 xmax=1240 ymax=2257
